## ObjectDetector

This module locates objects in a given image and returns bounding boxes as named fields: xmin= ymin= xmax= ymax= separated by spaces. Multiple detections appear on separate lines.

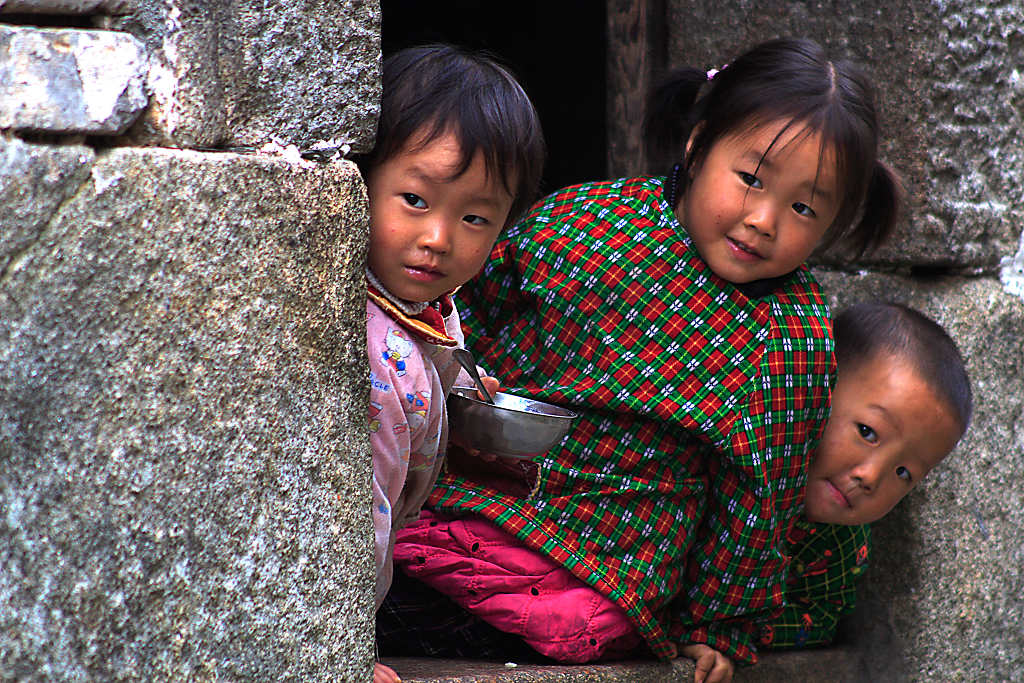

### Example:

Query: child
xmin=379 ymin=37 xmax=901 ymax=677
xmin=360 ymin=44 xmax=544 ymax=683
xmin=754 ymin=302 xmax=972 ymax=655
xmin=681 ymin=303 xmax=973 ymax=683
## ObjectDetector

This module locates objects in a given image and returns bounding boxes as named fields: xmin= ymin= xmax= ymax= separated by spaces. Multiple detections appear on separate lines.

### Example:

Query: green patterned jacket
xmin=430 ymin=176 xmax=834 ymax=664
xmin=757 ymin=517 xmax=871 ymax=649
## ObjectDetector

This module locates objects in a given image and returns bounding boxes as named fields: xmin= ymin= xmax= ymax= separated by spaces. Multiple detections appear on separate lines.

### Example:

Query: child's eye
xmin=402 ymin=193 xmax=427 ymax=209
xmin=464 ymin=214 xmax=489 ymax=226
xmin=857 ymin=423 xmax=878 ymax=443
xmin=738 ymin=172 xmax=762 ymax=189
xmin=792 ymin=202 xmax=816 ymax=218
xmin=896 ymin=466 xmax=912 ymax=482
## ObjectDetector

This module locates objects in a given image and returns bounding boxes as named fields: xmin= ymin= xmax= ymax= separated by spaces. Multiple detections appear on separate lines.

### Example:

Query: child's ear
xmin=685 ymin=122 xmax=705 ymax=161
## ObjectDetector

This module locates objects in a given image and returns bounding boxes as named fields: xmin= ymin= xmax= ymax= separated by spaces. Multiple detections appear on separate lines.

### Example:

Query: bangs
xmin=363 ymin=45 xmax=545 ymax=228
xmin=403 ymin=117 xmax=517 ymax=202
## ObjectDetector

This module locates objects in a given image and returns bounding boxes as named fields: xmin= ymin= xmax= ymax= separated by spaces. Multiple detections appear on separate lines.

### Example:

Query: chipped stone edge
xmin=999 ymin=226 xmax=1024 ymax=301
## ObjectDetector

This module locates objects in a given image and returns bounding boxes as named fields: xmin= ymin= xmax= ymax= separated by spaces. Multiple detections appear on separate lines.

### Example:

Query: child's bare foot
xmin=374 ymin=661 xmax=401 ymax=683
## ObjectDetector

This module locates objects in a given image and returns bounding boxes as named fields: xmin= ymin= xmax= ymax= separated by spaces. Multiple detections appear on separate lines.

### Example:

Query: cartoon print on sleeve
xmin=369 ymin=400 xmax=383 ymax=433
xmin=383 ymin=327 xmax=414 ymax=377
xmin=405 ymin=390 xmax=430 ymax=425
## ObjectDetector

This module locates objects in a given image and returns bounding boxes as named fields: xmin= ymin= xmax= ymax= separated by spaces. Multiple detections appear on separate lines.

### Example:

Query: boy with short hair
xmin=757 ymin=301 xmax=972 ymax=652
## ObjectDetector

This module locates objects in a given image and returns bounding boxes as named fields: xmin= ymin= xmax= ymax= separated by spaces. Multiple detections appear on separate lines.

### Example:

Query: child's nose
xmin=744 ymin=199 xmax=777 ymax=238
xmin=419 ymin=217 xmax=452 ymax=254
xmin=852 ymin=459 xmax=882 ymax=492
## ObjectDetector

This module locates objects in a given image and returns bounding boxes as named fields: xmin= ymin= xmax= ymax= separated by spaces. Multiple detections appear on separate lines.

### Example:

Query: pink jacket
xmin=368 ymin=290 xmax=468 ymax=609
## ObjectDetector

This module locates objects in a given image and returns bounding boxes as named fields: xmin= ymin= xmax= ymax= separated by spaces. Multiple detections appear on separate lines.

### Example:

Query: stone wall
xmin=6 ymin=0 xmax=1021 ymax=680
xmin=0 ymin=1 xmax=380 ymax=680
xmin=608 ymin=1 xmax=1024 ymax=680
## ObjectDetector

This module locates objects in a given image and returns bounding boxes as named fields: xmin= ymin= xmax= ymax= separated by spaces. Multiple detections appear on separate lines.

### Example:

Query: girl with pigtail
xmin=379 ymin=37 xmax=903 ymax=683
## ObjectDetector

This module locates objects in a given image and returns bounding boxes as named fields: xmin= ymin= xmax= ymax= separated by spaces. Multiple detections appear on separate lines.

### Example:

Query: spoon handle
xmin=453 ymin=348 xmax=495 ymax=404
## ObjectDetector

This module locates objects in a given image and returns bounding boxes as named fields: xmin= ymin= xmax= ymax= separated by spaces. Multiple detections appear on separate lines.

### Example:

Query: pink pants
xmin=393 ymin=509 xmax=643 ymax=663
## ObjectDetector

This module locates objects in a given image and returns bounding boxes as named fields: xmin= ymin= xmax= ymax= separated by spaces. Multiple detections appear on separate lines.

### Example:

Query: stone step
xmin=384 ymin=647 xmax=868 ymax=683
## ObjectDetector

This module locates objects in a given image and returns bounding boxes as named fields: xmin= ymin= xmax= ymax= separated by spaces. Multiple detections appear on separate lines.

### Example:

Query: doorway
xmin=381 ymin=1 xmax=608 ymax=196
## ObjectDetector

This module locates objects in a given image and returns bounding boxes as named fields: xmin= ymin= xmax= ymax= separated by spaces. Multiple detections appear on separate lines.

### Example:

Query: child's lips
xmin=825 ymin=480 xmax=852 ymax=508
xmin=727 ymin=237 xmax=763 ymax=260
xmin=405 ymin=264 xmax=444 ymax=282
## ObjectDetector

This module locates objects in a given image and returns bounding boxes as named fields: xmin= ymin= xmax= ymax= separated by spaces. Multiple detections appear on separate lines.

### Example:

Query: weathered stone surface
xmin=385 ymin=657 xmax=693 ymax=682
xmin=1001 ymin=226 xmax=1024 ymax=301
xmin=0 ymin=143 xmax=373 ymax=680
xmin=386 ymin=648 xmax=871 ymax=683
xmin=0 ymin=136 xmax=95 ymax=275
xmin=645 ymin=1 xmax=1024 ymax=270
xmin=814 ymin=268 xmax=1024 ymax=682
xmin=0 ymin=24 xmax=148 ymax=135
xmin=112 ymin=0 xmax=380 ymax=152
xmin=0 ymin=0 xmax=133 ymax=12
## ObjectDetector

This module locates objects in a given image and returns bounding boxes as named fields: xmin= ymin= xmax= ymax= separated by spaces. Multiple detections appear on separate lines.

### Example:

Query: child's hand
xmin=474 ymin=376 xmax=504 ymax=461
xmin=453 ymin=375 xmax=505 ymax=462
xmin=476 ymin=375 xmax=501 ymax=403
xmin=679 ymin=643 xmax=734 ymax=683
xmin=374 ymin=661 xmax=401 ymax=683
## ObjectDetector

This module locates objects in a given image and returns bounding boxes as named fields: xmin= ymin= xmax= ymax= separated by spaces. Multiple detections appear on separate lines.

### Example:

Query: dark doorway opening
xmin=381 ymin=1 xmax=607 ymax=197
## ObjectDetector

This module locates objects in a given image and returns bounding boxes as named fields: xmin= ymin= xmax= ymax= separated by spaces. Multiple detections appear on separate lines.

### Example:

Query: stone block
xmin=644 ymin=1 xmax=1024 ymax=270
xmin=0 ymin=24 xmax=148 ymax=135
xmin=384 ymin=657 xmax=693 ymax=682
xmin=0 ymin=140 xmax=373 ymax=680
xmin=814 ymin=268 xmax=1024 ymax=681
xmin=384 ymin=647 xmax=870 ymax=683
xmin=112 ymin=0 xmax=380 ymax=152
xmin=0 ymin=0 xmax=133 ymax=12
xmin=0 ymin=135 xmax=95 ymax=275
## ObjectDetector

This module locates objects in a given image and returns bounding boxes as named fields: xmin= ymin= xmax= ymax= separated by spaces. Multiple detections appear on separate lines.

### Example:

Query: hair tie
xmin=706 ymin=64 xmax=727 ymax=81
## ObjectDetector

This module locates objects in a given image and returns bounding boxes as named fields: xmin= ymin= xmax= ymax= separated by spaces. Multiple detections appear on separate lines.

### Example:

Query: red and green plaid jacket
xmin=429 ymin=176 xmax=834 ymax=664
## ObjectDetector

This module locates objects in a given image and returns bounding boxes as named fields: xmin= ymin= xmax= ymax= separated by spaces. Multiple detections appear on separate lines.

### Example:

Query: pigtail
xmin=846 ymin=160 xmax=905 ymax=257
xmin=643 ymin=68 xmax=708 ymax=174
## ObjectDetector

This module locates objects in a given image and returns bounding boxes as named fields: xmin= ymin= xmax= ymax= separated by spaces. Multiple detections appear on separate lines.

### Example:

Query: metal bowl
xmin=447 ymin=387 xmax=579 ymax=460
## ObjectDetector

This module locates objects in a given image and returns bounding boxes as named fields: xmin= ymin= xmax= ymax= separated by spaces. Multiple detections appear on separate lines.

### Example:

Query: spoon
xmin=452 ymin=348 xmax=495 ymax=404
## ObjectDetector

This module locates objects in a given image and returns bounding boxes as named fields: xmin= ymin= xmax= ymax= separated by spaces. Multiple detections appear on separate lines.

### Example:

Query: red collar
xmin=367 ymin=283 xmax=460 ymax=347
